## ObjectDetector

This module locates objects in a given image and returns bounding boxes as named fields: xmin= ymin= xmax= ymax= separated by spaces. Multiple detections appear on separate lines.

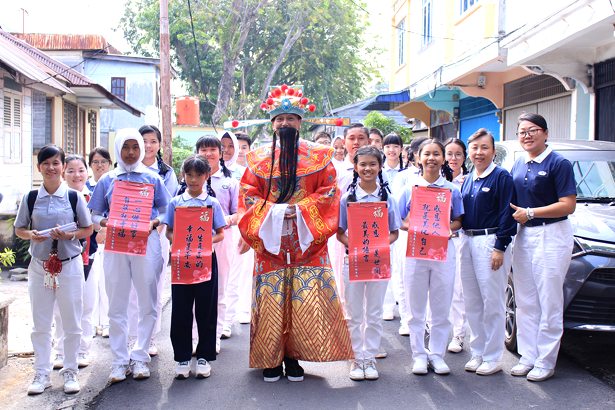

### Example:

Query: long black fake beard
xmin=263 ymin=127 xmax=300 ymax=206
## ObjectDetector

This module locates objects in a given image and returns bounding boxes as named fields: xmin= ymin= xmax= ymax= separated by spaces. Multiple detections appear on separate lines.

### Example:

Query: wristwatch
xmin=526 ymin=207 xmax=535 ymax=220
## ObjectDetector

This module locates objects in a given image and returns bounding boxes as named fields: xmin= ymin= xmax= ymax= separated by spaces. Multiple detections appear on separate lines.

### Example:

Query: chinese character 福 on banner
xmin=171 ymin=206 xmax=213 ymax=285
xmin=105 ymin=180 xmax=154 ymax=255
xmin=347 ymin=202 xmax=391 ymax=281
xmin=406 ymin=186 xmax=451 ymax=261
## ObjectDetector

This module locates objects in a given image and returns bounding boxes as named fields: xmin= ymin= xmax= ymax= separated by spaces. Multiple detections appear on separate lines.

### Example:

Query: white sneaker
xmin=476 ymin=361 xmax=502 ymax=376
xmin=375 ymin=348 xmax=387 ymax=359
xmin=196 ymin=358 xmax=211 ymax=378
xmin=131 ymin=360 xmax=150 ymax=379
xmin=61 ymin=369 xmax=80 ymax=394
xmin=27 ymin=373 xmax=51 ymax=395
xmin=101 ymin=326 xmax=109 ymax=338
xmin=398 ymin=323 xmax=410 ymax=336
xmin=148 ymin=340 xmax=158 ymax=357
xmin=412 ymin=358 xmax=428 ymax=375
xmin=447 ymin=336 xmax=464 ymax=353
xmin=221 ymin=326 xmax=232 ymax=339
xmin=363 ymin=359 xmax=379 ymax=380
xmin=109 ymin=364 xmax=131 ymax=384
xmin=428 ymin=357 xmax=450 ymax=375
xmin=511 ymin=363 xmax=533 ymax=377
xmin=527 ymin=366 xmax=554 ymax=382
xmin=175 ymin=361 xmax=191 ymax=379
xmin=383 ymin=311 xmax=395 ymax=321
xmin=77 ymin=353 xmax=90 ymax=368
xmin=53 ymin=354 xmax=64 ymax=370
xmin=464 ymin=356 xmax=483 ymax=372
xmin=349 ymin=360 xmax=365 ymax=381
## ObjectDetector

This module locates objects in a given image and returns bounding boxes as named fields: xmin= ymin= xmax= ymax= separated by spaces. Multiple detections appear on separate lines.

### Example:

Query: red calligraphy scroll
xmin=105 ymin=181 xmax=154 ymax=255
xmin=171 ymin=206 xmax=213 ymax=284
xmin=406 ymin=186 xmax=451 ymax=261
xmin=347 ymin=202 xmax=391 ymax=281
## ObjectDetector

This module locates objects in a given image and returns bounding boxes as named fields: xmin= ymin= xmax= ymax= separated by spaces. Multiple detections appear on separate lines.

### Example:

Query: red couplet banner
xmin=347 ymin=202 xmax=391 ymax=281
xmin=105 ymin=180 xmax=154 ymax=255
xmin=171 ymin=206 xmax=213 ymax=285
xmin=406 ymin=186 xmax=452 ymax=261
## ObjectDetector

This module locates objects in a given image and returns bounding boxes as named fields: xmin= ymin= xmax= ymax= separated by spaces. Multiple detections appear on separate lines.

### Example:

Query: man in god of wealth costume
xmin=238 ymin=84 xmax=353 ymax=383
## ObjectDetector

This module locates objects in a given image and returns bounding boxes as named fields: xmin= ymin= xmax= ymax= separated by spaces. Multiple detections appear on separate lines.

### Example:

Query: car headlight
xmin=575 ymin=237 xmax=615 ymax=256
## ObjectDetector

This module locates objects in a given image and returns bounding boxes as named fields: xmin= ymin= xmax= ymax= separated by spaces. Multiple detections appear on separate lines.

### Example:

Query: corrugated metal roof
xmin=12 ymin=33 xmax=122 ymax=55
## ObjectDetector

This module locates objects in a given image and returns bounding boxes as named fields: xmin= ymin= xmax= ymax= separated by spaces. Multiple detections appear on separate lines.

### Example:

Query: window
xmin=397 ymin=19 xmax=406 ymax=66
xmin=89 ymin=111 xmax=97 ymax=150
xmin=422 ymin=0 xmax=432 ymax=47
xmin=2 ymin=93 xmax=22 ymax=162
xmin=460 ymin=0 xmax=479 ymax=14
xmin=111 ymin=77 xmax=126 ymax=100
xmin=32 ymin=91 xmax=52 ymax=152
xmin=63 ymin=101 xmax=78 ymax=154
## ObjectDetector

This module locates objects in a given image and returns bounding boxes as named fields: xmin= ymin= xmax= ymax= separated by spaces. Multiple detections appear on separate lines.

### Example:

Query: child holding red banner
xmin=337 ymin=145 xmax=401 ymax=381
xmin=88 ymin=128 xmax=171 ymax=384
xmin=163 ymin=155 xmax=226 ymax=379
xmin=397 ymin=139 xmax=464 ymax=376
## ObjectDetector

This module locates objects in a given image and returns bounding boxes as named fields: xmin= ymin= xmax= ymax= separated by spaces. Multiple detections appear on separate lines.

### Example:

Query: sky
xmin=2 ymin=0 xmax=131 ymax=52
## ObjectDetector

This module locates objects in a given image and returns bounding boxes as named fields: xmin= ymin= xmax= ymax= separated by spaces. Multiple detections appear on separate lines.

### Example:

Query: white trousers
xmin=404 ymin=240 xmax=456 ymax=360
xmin=512 ymin=220 xmax=573 ymax=370
xmin=104 ymin=230 xmax=162 ymax=365
xmin=90 ymin=245 xmax=109 ymax=329
xmin=213 ymin=228 xmax=234 ymax=341
xmin=384 ymin=230 xmax=410 ymax=323
xmin=223 ymin=226 xmax=244 ymax=327
xmin=460 ymin=234 xmax=510 ymax=362
xmin=343 ymin=260 xmax=389 ymax=360
xmin=449 ymin=236 xmax=467 ymax=338
xmin=29 ymin=256 xmax=84 ymax=375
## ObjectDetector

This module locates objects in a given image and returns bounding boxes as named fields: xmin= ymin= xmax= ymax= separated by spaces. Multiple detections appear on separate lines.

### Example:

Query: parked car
xmin=493 ymin=140 xmax=615 ymax=351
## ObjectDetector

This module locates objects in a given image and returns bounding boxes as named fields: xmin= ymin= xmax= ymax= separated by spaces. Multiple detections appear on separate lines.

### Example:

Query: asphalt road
xmin=85 ymin=306 xmax=615 ymax=410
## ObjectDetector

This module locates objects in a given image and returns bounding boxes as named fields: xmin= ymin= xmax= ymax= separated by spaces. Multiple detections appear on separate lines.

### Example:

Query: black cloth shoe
xmin=263 ymin=365 xmax=283 ymax=382
xmin=283 ymin=357 xmax=304 ymax=382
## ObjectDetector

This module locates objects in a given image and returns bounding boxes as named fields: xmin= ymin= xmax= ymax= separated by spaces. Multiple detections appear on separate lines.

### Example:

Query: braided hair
xmin=417 ymin=139 xmax=454 ymax=182
xmin=139 ymin=125 xmax=171 ymax=176
xmin=348 ymin=145 xmax=390 ymax=202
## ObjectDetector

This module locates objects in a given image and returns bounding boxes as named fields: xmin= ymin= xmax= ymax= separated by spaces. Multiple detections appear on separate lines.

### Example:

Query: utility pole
xmin=20 ymin=8 xmax=28 ymax=34
xmin=160 ymin=0 xmax=172 ymax=165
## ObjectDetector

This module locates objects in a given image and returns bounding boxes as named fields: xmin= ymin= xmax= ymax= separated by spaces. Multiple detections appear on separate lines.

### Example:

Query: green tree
xmin=171 ymin=136 xmax=194 ymax=178
xmin=363 ymin=111 xmax=413 ymax=144
xmin=120 ymin=0 xmax=378 ymax=124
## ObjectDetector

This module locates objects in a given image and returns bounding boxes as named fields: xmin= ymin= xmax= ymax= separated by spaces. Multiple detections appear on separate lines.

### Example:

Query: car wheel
xmin=505 ymin=275 xmax=518 ymax=352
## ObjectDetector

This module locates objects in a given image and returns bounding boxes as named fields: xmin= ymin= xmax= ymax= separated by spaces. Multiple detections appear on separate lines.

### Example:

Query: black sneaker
xmin=263 ymin=365 xmax=283 ymax=382
xmin=284 ymin=357 xmax=304 ymax=382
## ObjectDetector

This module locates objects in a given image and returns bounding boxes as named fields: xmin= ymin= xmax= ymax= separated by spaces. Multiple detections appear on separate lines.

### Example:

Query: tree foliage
xmin=363 ymin=111 xmax=413 ymax=144
xmin=120 ymin=0 xmax=378 ymax=125
xmin=171 ymin=136 xmax=194 ymax=178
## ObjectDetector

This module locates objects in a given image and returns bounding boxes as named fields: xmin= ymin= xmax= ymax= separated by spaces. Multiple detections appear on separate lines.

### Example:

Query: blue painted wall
xmin=459 ymin=97 xmax=501 ymax=143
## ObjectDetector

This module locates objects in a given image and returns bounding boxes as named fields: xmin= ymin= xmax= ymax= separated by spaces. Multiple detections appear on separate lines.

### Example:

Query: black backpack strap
xmin=27 ymin=190 xmax=38 ymax=229
xmin=68 ymin=189 xmax=78 ymax=222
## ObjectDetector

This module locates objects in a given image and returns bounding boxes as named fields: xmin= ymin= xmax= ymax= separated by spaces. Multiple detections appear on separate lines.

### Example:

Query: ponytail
xmin=206 ymin=177 xmax=216 ymax=197
xmin=377 ymin=171 xmax=390 ymax=201
xmin=442 ymin=160 xmax=454 ymax=182
xmin=219 ymin=157 xmax=232 ymax=178
xmin=156 ymin=152 xmax=171 ymax=177
xmin=347 ymin=171 xmax=359 ymax=203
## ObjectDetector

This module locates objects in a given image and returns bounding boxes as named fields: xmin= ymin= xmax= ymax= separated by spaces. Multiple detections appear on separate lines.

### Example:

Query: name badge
xmin=537 ymin=171 xmax=547 ymax=176
xmin=221 ymin=184 xmax=230 ymax=190
xmin=481 ymin=187 xmax=490 ymax=192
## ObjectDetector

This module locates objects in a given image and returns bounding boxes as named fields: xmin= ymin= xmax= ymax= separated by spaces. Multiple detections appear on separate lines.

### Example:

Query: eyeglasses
xmin=516 ymin=128 xmax=542 ymax=138
xmin=446 ymin=152 xmax=464 ymax=159
xmin=91 ymin=160 xmax=110 ymax=165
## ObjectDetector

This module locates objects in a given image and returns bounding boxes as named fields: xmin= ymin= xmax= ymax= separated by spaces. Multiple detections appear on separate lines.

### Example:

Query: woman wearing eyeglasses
xmin=509 ymin=113 xmax=576 ymax=382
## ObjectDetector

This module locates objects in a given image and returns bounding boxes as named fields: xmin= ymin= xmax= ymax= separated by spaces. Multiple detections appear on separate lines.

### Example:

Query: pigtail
xmin=377 ymin=171 xmax=390 ymax=201
xmin=220 ymin=157 xmax=232 ymax=178
xmin=206 ymin=177 xmax=216 ymax=197
xmin=461 ymin=161 xmax=468 ymax=175
xmin=157 ymin=151 xmax=171 ymax=177
xmin=442 ymin=160 xmax=454 ymax=182
xmin=347 ymin=171 xmax=359 ymax=203
xmin=177 ymin=179 xmax=187 ymax=195
xmin=398 ymin=152 xmax=405 ymax=170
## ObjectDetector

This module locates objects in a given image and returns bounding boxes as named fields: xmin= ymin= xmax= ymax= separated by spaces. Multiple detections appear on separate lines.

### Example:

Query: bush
xmin=363 ymin=111 xmax=413 ymax=144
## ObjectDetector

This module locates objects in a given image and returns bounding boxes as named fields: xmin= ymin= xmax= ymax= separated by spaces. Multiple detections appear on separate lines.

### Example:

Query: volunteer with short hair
xmin=15 ymin=144 xmax=93 ymax=395
xmin=510 ymin=113 xmax=576 ymax=382
xmin=459 ymin=129 xmax=516 ymax=376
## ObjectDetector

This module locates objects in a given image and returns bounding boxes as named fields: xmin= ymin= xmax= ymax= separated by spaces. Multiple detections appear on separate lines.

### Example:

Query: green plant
xmin=6 ymin=216 xmax=31 ymax=266
xmin=363 ymin=111 xmax=413 ymax=144
xmin=0 ymin=248 xmax=16 ymax=267
xmin=171 ymin=136 xmax=195 ymax=178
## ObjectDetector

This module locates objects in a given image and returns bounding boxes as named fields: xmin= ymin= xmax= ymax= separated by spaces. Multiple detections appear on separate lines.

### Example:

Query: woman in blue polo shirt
xmin=510 ymin=113 xmax=576 ymax=382
xmin=459 ymin=129 xmax=516 ymax=376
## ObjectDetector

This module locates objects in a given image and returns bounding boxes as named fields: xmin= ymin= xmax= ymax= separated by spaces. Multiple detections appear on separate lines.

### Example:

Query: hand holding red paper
xmin=171 ymin=206 xmax=213 ymax=285
xmin=406 ymin=186 xmax=452 ymax=261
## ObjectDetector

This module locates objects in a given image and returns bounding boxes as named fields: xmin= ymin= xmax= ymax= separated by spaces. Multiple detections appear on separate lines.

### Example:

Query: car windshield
xmin=570 ymin=159 xmax=615 ymax=201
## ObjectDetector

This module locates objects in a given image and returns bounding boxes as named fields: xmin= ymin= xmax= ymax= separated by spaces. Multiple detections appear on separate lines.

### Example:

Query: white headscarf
xmin=217 ymin=130 xmax=239 ymax=168
xmin=114 ymin=128 xmax=147 ymax=174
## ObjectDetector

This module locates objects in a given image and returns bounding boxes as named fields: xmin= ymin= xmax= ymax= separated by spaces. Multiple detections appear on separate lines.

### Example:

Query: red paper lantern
xmin=266 ymin=98 xmax=274 ymax=105
xmin=308 ymin=104 xmax=316 ymax=112
xmin=300 ymin=97 xmax=309 ymax=105
xmin=231 ymin=120 xmax=240 ymax=128
xmin=335 ymin=118 xmax=344 ymax=127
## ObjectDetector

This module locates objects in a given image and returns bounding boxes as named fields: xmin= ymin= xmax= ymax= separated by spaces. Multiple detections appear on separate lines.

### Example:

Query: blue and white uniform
xmin=511 ymin=146 xmax=576 ymax=371
xmin=88 ymin=129 xmax=170 ymax=369
xmin=460 ymin=162 xmax=516 ymax=365
xmin=397 ymin=176 xmax=464 ymax=362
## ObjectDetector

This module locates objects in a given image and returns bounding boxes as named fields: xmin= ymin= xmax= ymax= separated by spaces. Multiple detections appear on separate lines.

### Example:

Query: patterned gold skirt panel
xmin=249 ymin=265 xmax=354 ymax=368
